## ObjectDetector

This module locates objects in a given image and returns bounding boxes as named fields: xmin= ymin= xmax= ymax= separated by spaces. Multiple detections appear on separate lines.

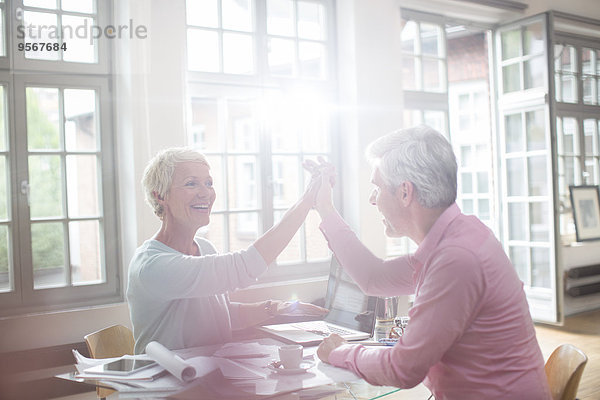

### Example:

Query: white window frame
xmin=0 ymin=0 xmax=119 ymax=317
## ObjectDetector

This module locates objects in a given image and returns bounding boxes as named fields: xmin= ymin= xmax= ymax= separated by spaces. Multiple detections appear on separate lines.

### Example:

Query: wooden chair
xmin=84 ymin=324 xmax=135 ymax=399
xmin=545 ymin=344 xmax=588 ymax=400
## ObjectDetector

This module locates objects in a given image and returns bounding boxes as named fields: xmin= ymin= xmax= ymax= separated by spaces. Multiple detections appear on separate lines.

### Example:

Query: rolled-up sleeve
xmin=319 ymin=211 xmax=415 ymax=297
xmin=327 ymin=247 xmax=485 ymax=388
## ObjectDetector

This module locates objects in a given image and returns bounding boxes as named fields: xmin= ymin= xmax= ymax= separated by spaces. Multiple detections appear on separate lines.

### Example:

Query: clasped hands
xmin=302 ymin=156 xmax=337 ymax=217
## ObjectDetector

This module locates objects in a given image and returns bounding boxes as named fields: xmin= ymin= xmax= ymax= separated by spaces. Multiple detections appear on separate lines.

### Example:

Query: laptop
xmin=259 ymin=257 xmax=377 ymax=345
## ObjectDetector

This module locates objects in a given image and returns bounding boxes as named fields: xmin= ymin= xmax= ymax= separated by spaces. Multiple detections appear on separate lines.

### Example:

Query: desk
xmin=58 ymin=336 xmax=402 ymax=399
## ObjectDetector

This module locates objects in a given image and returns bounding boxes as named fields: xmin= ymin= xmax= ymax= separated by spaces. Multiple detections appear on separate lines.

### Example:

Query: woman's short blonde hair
xmin=142 ymin=147 xmax=209 ymax=218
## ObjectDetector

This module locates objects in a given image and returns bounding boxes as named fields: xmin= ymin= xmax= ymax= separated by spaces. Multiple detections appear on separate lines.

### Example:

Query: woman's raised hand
xmin=302 ymin=157 xmax=336 ymax=218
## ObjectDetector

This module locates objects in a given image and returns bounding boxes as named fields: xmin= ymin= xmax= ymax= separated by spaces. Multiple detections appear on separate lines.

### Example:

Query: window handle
xmin=20 ymin=180 xmax=30 ymax=206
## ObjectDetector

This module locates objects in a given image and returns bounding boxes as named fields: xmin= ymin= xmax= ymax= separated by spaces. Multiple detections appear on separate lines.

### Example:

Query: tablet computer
xmin=84 ymin=359 xmax=157 ymax=376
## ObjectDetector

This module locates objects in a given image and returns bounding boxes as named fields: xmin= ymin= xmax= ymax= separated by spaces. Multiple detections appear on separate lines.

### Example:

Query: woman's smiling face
xmin=161 ymin=161 xmax=216 ymax=229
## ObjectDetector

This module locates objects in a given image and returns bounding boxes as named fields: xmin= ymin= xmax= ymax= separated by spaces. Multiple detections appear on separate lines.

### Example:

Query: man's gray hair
xmin=142 ymin=147 xmax=209 ymax=218
xmin=366 ymin=125 xmax=457 ymax=208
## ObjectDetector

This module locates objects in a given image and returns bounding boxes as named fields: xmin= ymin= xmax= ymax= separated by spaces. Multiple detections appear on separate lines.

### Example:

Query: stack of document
xmin=67 ymin=338 xmax=361 ymax=398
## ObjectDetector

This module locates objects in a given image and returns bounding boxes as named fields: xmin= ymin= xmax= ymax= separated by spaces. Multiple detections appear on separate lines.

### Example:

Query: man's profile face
xmin=369 ymin=167 xmax=406 ymax=237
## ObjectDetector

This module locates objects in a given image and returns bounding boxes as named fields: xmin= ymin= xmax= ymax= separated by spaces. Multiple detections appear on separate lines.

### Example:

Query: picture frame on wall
xmin=569 ymin=185 xmax=600 ymax=242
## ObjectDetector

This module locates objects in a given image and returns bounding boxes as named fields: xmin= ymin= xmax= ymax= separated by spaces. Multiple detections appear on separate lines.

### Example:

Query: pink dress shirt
xmin=320 ymin=203 xmax=551 ymax=400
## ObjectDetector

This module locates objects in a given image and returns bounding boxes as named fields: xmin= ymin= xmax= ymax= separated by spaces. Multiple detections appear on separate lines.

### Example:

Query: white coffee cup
xmin=278 ymin=344 xmax=303 ymax=369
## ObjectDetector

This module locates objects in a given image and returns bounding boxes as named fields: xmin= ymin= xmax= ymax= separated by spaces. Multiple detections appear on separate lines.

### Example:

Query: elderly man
xmin=306 ymin=126 xmax=551 ymax=400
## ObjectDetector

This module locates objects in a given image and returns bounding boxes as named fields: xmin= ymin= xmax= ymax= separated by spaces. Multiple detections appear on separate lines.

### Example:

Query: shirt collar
xmin=413 ymin=203 xmax=461 ymax=266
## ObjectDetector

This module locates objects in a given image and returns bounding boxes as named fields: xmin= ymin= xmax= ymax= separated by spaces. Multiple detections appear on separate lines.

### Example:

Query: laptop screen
xmin=323 ymin=257 xmax=377 ymax=334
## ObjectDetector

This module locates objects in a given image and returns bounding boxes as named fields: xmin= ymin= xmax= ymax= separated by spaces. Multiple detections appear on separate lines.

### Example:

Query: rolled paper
xmin=146 ymin=341 xmax=196 ymax=382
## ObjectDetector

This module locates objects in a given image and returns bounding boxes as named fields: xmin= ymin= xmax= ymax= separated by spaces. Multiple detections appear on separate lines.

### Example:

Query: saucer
xmin=268 ymin=361 xmax=315 ymax=375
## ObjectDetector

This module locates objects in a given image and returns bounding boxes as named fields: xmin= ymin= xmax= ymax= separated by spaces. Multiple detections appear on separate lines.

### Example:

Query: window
xmin=186 ymin=0 xmax=335 ymax=280
xmin=0 ymin=0 xmax=117 ymax=316
xmin=554 ymin=38 xmax=600 ymax=240
xmin=392 ymin=10 xmax=495 ymax=256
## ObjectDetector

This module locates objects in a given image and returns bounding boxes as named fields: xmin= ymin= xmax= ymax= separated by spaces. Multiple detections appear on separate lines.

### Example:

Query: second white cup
xmin=278 ymin=344 xmax=303 ymax=369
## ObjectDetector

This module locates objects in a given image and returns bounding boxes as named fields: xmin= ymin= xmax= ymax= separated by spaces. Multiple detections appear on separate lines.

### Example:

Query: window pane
xmin=402 ymin=21 xmax=416 ymax=53
xmin=423 ymin=111 xmax=446 ymax=132
xmin=298 ymin=1 xmax=326 ymax=40
xmin=204 ymin=155 xmax=224 ymax=211
xmin=526 ymin=109 xmax=545 ymax=151
xmin=423 ymin=58 xmax=444 ymax=92
xmin=227 ymin=100 xmax=258 ymax=152
xmin=560 ymin=117 xmax=578 ymax=154
xmin=23 ymin=11 xmax=59 ymax=60
xmin=300 ymin=112 xmax=329 ymax=152
xmin=187 ymin=29 xmax=220 ymax=72
xmin=478 ymin=199 xmax=490 ymax=220
xmin=507 ymin=157 xmax=526 ymax=196
xmin=508 ymin=202 xmax=527 ymax=240
xmin=267 ymin=0 xmax=294 ymax=36
xmin=0 ymin=225 xmax=10 ymax=292
xmin=420 ymin=23 xmax=441 ymax=57
xmin=32 ymin=222 xmax=65 ymax=289
xmin=222 ymin=0 xmax=252 ymax=32
xmin=299 ymin=41 xmax=325 ymax=79
xmin=461 ymin=172 xmax=472 ymax=193
xmin=24 ymin=0 xmax=56 ymax=9
xmin=531 ymin=247 xmax=550 ymax=288
xmin=66 ymin=155 xmax=99 ymax=217
xmin=510 ymin=246 xmax=529 ymax=283
xmin=561 ymin=75 xmax=577 ymax=103
xmin=273 ymin=210 xmax=301 ymax=263
xmin=505 ymin=113 xmax=523 ymax=153
xmin=582 ymin=48 xmax=593 ymax=75
xmin=502 ymin=64 xmax=520 ymax=93
xmin=64 ymin=89 xmax=98 ymax=151
xmin=272 ymin=156 xmax=299 ymax=208
xmin=524 ymin=56 xmax=545 ymax=90
xmin=61 ymin=0 xmax=94 ymax=13
xmin=0 ymin=86 xmax=6 ymax=151
xmin=528 ymin=156 xmax=547 ymax=196
xmin=583 ymin=119 xmax=596 ymax=156
xmin=0 ymin=9 xmax=5 ymax=57
xmin=223 ymin=33 xmax=254 ymax=74
xmin=198 ymin=213 xmax=225 ymax=252
xmin=228 ymin=156 xmax=258 ymax=209
xmin=0 ymin=156 xmax=7 ymax=220
xmin=530 ymin=202 xmax=549 ymax=242
xmin=477 ymin=171 xmax=489 ymax=193
xmin=268 ymin=38 xmax=295 ymax=76
xmin=27 ymin=87 xmax=60 ymax=151
xmin=583 ymin=76 xmax=594 ymax=105
xmin=229 ymin=212 xmax=259 ymax=251
xmin=186 ymin=0 xmax=218 ymax=28
xmin=402 ymin=57 xmax=417 ymax=90
xmin=523 ymin=22 xmax=544 ymax=55
xmin=29 ymin=155 xmax=64 ymax=218
xmin=62 ymin=15 xmax=97 ymax=63
xmin=557 ymin=45 xmax=576 ymax=73
xmin=501 ymin=29 xmax=520 ymax=60
xmin=460 ymin=146 xmax=472 ymax=168
xmin=70 ymin=220 xmax=102 ymax=285
xmin=462 ymin=199 xmax=473 ymax=214
xmin=190 ymin=98 xmax=219 ymax=151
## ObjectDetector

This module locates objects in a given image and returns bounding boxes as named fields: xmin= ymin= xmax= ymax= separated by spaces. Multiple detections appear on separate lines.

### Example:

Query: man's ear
xmin=395 ymin=182 xmax=414 ymax=206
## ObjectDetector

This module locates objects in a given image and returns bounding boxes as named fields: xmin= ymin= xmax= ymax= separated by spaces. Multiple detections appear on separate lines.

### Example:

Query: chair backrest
xmin=84 ymin=324 xmax=135 ymax=399
xmin=545 ymin=343 xmax=588 ymax=400
xmin=84 ymin=324 xmax=135 ymax=359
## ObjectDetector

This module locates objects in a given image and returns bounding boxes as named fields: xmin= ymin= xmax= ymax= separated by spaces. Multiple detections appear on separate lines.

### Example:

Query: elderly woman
xmin=127 ymin=147 xmax=326 ymax=353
